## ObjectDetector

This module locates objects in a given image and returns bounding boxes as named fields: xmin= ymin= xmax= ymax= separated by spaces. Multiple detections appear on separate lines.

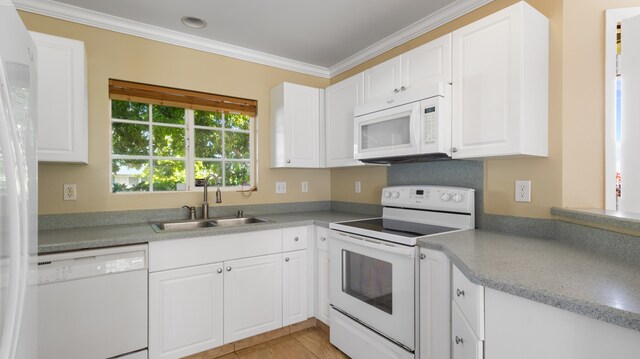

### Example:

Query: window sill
xmin=551 ymin=207 xmax=640 ymax=236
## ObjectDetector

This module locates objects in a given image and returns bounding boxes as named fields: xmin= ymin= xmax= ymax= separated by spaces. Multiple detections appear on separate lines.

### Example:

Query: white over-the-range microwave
xmin=354 ymin=82 xmax=451 ymax=163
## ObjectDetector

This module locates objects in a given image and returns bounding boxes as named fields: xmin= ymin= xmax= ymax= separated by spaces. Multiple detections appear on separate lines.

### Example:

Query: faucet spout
xmin=201 ymin=174 xmax=215 ymax=219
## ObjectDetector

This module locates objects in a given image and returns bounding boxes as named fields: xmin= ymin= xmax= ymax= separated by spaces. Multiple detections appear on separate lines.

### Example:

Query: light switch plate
xmin=355 ymin=181 xmax=361 ymax=193
xmin=276 ymin=182 xmax=287 ymax=194
xmin=301 ymin=181 xmax=308 ymax=193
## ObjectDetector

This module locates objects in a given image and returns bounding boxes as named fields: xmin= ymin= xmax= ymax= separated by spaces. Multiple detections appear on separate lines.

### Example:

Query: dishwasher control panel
xmin=37 ymin=245 xmax=147 ymax=284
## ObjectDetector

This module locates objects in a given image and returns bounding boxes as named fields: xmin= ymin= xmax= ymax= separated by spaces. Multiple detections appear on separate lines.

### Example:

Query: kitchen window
xmin=109 ymin=80 xmax=256 ymax=193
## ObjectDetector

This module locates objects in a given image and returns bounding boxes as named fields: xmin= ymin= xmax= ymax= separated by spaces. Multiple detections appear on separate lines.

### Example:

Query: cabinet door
xmin=451 ymin=3 xmax=548 ymax=159
xmin=316 ymin=249 xmax=331 ymax=325
xmin=419 ymin=248 xmax=451 ymax=359
xmin=363 ymin=57 xmax=402 ymax=103
xmin=224 ymin=254 xmax=282 ymax=343
xmin=325 ymin=74 xmax=365 ymax=167
xmin=149 ymin=263 xmax=224 ymax=359
xmin=402 ymin=34 xmax=452 ymax=91
xmin=283 ymin=250 xmax=308 ymax=326
xmin=452 ymin=303 xmax=483 ymax=359
xmin=30 ymin=32 xmax=88 ymax=163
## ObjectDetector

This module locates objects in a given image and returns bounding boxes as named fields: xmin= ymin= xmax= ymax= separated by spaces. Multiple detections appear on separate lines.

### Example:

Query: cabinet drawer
xmin=282 ymin=226 xmax=308 ymax=252
xmin=452 ymin=265 xmax=485 ymax=339
xmin=452 ymin=302 xmax=483 ymax=359
xmin=316 ymin=226 xmax=329 ymax=251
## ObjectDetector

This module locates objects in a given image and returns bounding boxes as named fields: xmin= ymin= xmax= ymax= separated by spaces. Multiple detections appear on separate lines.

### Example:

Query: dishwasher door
xmin=37 ymin=245 xmax=148 ymax=359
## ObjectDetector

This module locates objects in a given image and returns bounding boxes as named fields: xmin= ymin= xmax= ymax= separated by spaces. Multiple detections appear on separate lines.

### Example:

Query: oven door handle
xmin=332 ymin=232 xmax=415 ymax=258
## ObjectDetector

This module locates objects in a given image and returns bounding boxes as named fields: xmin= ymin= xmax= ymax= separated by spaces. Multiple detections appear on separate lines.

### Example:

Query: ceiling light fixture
xmin=181 ymin=16 xmax=207 ymax=29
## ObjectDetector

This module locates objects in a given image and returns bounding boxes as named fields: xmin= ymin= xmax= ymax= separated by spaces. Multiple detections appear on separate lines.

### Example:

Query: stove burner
xmin=339 ymin=218 xmax=457 ymax=238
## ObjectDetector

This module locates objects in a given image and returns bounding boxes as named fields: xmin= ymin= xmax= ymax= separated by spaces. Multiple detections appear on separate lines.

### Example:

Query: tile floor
xmin=207 ymin=326 xmax=349 ymax=359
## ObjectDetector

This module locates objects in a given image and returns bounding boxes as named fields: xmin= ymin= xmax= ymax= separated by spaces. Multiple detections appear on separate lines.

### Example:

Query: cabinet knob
xmin=320 ymin=237 xmax=326 ymax=242
xmin=452 ymin=147 xmax=458 ymax=153
xmin=455 ymin=336 xmax=464 ymax=345
xmin=285 ymin=257 xmax=290 ymax=262
xmin=456 ymin=288 xmax=465 ymax=297
xmin=400 ymin=86 xmax=406 ymax=91
xmin=217 ymin=268 xmax=223 ymax=274
xmin=226 ymin=266 xmax=232 ymax=272
xmin=419 ymin=253 xmax=426 ymax=260
xmin=394 ymin=88 xmax=400 ymax=93
xmin=294 ymin=237 xmax=299 ymax=242
xmin=286 ymin=159 xmax=291 ymax=164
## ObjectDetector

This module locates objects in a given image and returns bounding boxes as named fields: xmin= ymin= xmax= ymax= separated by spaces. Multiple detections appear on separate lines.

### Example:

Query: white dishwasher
xmin=37 ymin=244 xmax=148 ymax=359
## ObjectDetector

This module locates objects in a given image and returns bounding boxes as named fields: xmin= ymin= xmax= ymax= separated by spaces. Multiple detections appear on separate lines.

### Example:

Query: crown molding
xmin=15 ymin=0 xmax=494 ymax=80
xmin=13 ymin=0 xmax=332 ymax=78
xmin=328 ymin=0 xmax=494 ymax=77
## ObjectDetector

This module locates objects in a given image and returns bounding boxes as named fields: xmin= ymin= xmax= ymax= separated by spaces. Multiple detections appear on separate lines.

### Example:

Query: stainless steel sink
xmin=209 ymin=217 xmax=269 ymax=227
xmin=150 ymin=217 xmax=269 ymax=232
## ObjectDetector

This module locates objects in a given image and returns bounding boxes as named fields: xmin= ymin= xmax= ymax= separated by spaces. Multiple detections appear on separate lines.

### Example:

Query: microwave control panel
xmin=423 ymin=105 xmax=437 ymax=145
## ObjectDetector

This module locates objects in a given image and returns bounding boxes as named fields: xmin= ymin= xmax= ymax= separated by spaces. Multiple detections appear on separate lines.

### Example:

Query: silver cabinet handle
xmin=285 ymin=257 xmax=290 ymax=262
xmin=456 ymin=289 xmax=465 ymax=297
xmin=320 ymin=237 xmax=326 ymax=242
xmin=226 ymin=266 xmax=232 ymax=272
xmin=394 ymin=88 xmax=400 ymax=93
xmin=286 ymin=159 xmax=291 ymax=164
xmin=400 ymin=86 xmax=406 ymax=91
xmin=294 ymin=237 xmax=299 ymax=242
xmin=452 ymin=147 xmax=458 ymax=153
xmin=455 ymin=336 xmax=464 ymax=344
xmin=419 ymin=253 xmax=426 ymax=260
xmin=217 ymin=268 xmax=223 ymax=274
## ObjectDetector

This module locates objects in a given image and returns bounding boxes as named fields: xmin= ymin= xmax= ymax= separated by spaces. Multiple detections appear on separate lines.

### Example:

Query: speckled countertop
xmin=419 ymin=230 xmax=640 ymax=333
xmin=38 ymin=210 xmax=374 ymax=254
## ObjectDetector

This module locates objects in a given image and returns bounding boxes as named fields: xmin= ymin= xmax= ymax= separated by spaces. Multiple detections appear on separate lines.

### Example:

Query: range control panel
xmin=381 ymin=185 xmax=475 ymax=214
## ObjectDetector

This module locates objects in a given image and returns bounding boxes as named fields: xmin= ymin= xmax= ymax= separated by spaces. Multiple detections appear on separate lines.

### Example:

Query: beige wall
xmin=21 ymin=12 xmax=331 ymax=214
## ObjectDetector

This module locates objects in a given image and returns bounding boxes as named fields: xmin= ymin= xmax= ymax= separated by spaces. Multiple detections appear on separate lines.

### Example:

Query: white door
xmin=419 ymin=248 xmax=451 ymax=359
xmin=149 ymin=263 xmax=224 ymax=359
xmin=317 ymin=249 xmax=331 ymax=325
xmin=284 ymin=83 xmax=321 ymax=167
xmin=451 ymin=4 xmax=522 ymax=158
xmin=283 ymin=250 xmax=308 ymax=326
xmin=325 ymin=73 xmax=364 ymax=167
xmin=224 ymin=253 xmax=283 ymax=343
xmin=363 ymin=57 xmax=402 ymax=103
xmin=620 ymin=15 xmax=640 ymax=213
xmin=402 ymin=34 xmax=452 ymax=91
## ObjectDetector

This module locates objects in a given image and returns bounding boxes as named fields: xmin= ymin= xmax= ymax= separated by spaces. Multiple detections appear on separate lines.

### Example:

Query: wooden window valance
xmin=108 ymin=79 xmax=257 ymax=116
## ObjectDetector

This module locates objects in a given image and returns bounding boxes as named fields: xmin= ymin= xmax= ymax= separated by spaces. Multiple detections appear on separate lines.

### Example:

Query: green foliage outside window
xmin=111 ymin=100 xmax=252 ymax=193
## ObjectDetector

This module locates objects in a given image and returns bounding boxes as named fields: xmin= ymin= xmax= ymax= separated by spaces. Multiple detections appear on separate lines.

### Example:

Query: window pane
xmin=152 ymin=125 xmax=186 ymax=157
xmin=112 ymin=159 xmax=149 ymax=192
xmin=225 ymin=162 xmax=250 ymax=186
xmin=225 ymin=132 xmax=250 ymax=159
xmin=195 ymin=110 xmax=222 ymax=127
xmin=152 ymin=105 xmax=185 ymax=125
xmin=194 ymin=161 xmax=222 ymax=180
xmin=111 ymin=100 xmax=148 ymax=122
xmin=152 ymin=160 xmax=186 ymax=191
xmin=225 ymin=113 xmax=250 ymax=130
xmin=195 ymin=129 xmax=222 ymax=158
xmin=112 ymin=123 xmax=149 ymax=156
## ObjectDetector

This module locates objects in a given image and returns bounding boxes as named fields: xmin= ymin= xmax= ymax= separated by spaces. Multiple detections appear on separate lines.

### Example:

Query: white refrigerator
xmin=0 ymin=0 xmax=38 ymax=358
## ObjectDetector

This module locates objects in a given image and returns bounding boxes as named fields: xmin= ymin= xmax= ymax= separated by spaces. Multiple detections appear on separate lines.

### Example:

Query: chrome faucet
xmin=182 ymin=205 xmax=196 ymax=220
xmin=201 ymin=174 xmax=222 ymax=219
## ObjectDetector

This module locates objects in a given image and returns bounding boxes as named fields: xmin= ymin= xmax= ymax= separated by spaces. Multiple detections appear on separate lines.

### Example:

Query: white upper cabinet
xmin=363 ymin=34 xmax=452 ymax=104
xmin=451 ymin=2 xmax=549 ymax=159
xmin=270 ymin=82 xmax=324 ymax=168
xmin=31 ymin=32 xmax=88 ymax=164
xmin=325 ymin=73 xmax=364 ymax=167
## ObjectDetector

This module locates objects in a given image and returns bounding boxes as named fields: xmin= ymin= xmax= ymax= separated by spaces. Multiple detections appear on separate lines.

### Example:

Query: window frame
xmin=109 ymin=100 xmax=255 ymax=193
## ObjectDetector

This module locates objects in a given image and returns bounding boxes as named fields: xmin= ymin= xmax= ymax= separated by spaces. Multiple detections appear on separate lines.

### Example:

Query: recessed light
xmin=181 ymin=16 xmax=207 ymax=29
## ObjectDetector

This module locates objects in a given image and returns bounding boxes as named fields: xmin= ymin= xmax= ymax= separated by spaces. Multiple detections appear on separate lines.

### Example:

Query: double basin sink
xmin=150 ymin=217 xmax=269 ymax=232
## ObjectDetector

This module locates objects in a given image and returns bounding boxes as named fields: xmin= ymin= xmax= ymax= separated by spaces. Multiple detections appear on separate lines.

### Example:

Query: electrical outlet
xmin=301 ymin=181 xmax=309 ymax=193
xmin=64 ymin=184 xmax=77 ymax=201
xmin=355 ymin=181 xmax=361 ymax=193
xmin=515 ymin=180 xmax=531 ymax=202
xmin=275 ymin=182 xmax=287 ymax=194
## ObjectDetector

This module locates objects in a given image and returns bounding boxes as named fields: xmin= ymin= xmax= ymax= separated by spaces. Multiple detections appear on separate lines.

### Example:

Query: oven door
xmin=354 ymin=101 xmax=421 ymax=160
xmin=329 ymin=230 xmax=416 ymax=351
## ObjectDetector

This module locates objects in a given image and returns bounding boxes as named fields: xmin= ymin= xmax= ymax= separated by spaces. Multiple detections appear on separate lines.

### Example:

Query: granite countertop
xmin=419 ymin=230 xmax=640 ymax=333
xmin=38 ymin=210 xmax=375 ymax=254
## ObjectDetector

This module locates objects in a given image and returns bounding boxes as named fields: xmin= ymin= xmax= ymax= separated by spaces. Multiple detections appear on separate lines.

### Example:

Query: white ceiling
xmin=15 ymin=0 xmax=494 ymax=77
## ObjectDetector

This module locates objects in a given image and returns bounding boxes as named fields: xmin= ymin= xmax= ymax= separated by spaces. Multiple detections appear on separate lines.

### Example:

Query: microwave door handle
xmin=332 ymin=232 xmax=415 ymax=258
xmin=412 ymin=102 xmax=422 ymax=150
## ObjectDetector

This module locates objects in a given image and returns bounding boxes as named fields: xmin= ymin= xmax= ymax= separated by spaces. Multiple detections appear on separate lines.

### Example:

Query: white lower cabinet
xmin=451 ymin=264 xmax=485 ymax=359
xmin=419 ymin=248 xmax=451 ymax=359
xmin=315 ymin=226 xmax=330 ymax=325
xmin=452 ymin=303 xmax=483 ymax=359
xmin=224 ymin=254 xmax=283 ymax=343
xmin=149 ymin=263 xmax=224 ymax=359
xmin=283 ymin=250 xmax=308 ymax=326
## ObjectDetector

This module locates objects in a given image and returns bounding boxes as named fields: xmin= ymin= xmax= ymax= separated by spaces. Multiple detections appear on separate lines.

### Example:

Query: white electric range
xmin=328 ymin=185 xmax=475 ymax=359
